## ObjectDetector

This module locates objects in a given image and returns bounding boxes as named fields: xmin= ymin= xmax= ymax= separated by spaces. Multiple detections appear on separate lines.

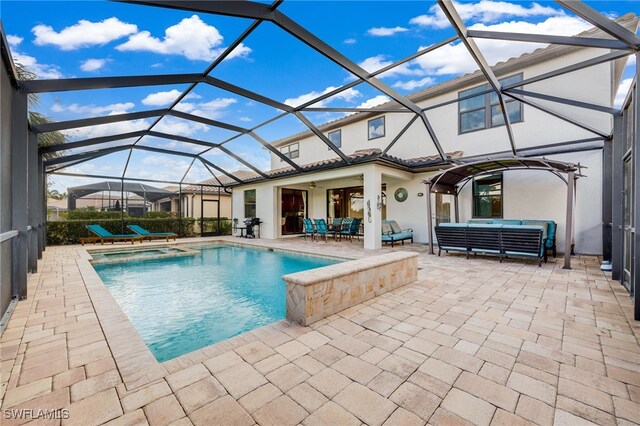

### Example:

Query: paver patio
xmin=1 ymin=237 xmax=639 ymax=425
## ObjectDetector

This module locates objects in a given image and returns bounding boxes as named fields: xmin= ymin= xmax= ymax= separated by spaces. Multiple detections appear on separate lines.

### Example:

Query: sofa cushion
xmin=381 ymin=222 xmax=393 ymax=235
xmin=493 ymin=219 xmax=523 ymax=225
xmin=467 ymin=219 xmax=493 ymax=224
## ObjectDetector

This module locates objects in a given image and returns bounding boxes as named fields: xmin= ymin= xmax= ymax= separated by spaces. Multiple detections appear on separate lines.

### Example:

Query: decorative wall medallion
xmin=394 ymin=188 xmax=408 ymax=202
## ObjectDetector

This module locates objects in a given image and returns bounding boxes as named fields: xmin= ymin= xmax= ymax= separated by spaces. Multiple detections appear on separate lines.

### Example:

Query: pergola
xmin=1 ymin=0 xmax=640 ymax=319
xmin=424 ymin=158 xmax=582 ymax=268
xmin=67 ymin=181 xmax=175 ymax=214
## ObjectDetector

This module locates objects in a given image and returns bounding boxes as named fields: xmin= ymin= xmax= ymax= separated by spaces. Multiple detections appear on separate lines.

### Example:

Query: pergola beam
xmin=301 ymin=107 xmax=409 ymax=113
xmin=167 ymin=110 xmax=248 ymax=133
xmin=467 ymin=30 xmax=633 ymax=50
xmin=215 ymin=145 xmax=269 ymax=179
xmin=199 ymin=157 xmax=245 ymax=184
xmin=438 ymin=0 xmax=518 ymax=156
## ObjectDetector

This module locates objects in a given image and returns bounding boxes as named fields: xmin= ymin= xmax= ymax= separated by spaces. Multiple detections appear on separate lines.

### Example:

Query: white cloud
xmin=7 ymin=35 xmax=23 ymax=48
xmin=284 ymin=87 xmax=361 ymax=108
xmin=239 ymin=116 xmax=252 ymax=122
xmin=33 ymin=17 xmax=137 ymax=50
xmin=367 ymin=26 xmax=409 ymax=37
xmin=393 ymin=77 xmax=436 ymax=91
xmin=13 ymin=51 xmax=63 ymax=79
xmin=51 ymin=102 xmax=134 ymax=115
xmin=357 ymin=95 xmax=390 ymax=109
xmin=414 ymin=16 xmax=592 ymax=76
xmin=343 ymin=38 xmax=357 ymax=45
xmin=173 ymin=97 xmax=237 ymax=119
xmin=62 ymin=118 xmax=150 ymax=140
xmin=154 ymin=116 xmax=209 ymax=136
xmin=358 ymin=55 xmax=423 ymax=78
xmin=615 ymin=78 xmax=633 ymax=109
xmin=141 ymin=90 xmax=202 ymax=106
xmin=116 ymin=15 xmax=251 ymax=61
xmin=410 ymin=1 xmax=560 ymax=29
xmin=80 ymin=58 xmax=108 ymax=72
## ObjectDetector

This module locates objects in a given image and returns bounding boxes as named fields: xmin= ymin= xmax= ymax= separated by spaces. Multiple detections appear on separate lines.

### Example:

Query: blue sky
xmin=1 ymin=0 xmax=638 ymax=191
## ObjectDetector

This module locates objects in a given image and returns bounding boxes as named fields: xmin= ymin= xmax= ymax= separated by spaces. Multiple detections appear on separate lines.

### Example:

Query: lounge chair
xmin=127 ymin=225 xmax=177 ymax=242
xmin=82 ymin=224 xmax=142 ymax=246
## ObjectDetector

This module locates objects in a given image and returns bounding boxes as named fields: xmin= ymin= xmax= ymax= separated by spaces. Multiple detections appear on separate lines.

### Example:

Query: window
xmin=459 ymin=74 xmax=523 ymax=133
xmin=368 ymin=116 xmax=385 ymax=140
xmin=244 ymin=189 xmax=256 ymax=218
xmin=328 ymin=129 xmax=341 ymax=149
xmin=473 ymin=174 xmax=502 ymax=218
xmin=280 ymin=143 xmax=299 ymax=161
xmin=327 ymin=185 xmax=386 ymax=220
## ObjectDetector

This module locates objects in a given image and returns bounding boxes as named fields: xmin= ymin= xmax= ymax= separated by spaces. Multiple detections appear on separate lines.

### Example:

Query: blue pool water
xmin=93 ymin=245 xmax=339 ymax=362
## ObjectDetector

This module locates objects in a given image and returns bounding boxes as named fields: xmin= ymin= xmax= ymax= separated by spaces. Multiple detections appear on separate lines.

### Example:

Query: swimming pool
xmin=93 ymin=244 xmax=339 ymax=362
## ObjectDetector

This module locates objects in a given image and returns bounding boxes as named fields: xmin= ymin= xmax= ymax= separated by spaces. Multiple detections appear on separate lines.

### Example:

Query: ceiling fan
xmin=308 ymin=181 xmax=324 ymax=189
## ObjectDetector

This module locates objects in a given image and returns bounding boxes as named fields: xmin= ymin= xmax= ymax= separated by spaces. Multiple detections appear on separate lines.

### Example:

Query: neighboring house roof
xmin=271 ymin=13 xmax=638 ymax=148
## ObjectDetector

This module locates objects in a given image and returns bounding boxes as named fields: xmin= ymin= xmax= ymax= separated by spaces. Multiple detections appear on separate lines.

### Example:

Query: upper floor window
xmin=368 ymin=116 xmax=385 ymax=140
xmin=459 ymin=74 xmax=523 ymax=134
xmin=280 ymin=142 xmax=299 ymax=161
xmin=328 ymin=129 xmax=342 ymax=149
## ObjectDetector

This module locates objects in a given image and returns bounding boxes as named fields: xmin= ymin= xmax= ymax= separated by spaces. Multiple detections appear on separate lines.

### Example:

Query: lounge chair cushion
xmin=492 ymin=219 xmax=523 ymax=225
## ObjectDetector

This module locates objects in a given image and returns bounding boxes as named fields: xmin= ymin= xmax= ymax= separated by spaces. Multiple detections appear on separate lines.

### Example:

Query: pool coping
xmin=77 ymin=236 xmax=358 ymax=391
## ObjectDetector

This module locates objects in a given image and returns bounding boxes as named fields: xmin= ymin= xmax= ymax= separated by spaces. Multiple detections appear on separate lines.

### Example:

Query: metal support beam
xmin=40 ymin=131 xmax=146 ymax=153
xmin=21 ymin=74 xmax=202 ymax=94
xmin=611 ymin=115 xmax=624 ymax=280
xmin=301 ymin=107 xmax=410 ymax=113
xmin=555 ymin=0 xmax=640 ymax=49
xmin=11 ymin=92 xmax=28 ymax=299
xmin=381 ymin=115 xmax=419 ymax=156
xmin=438 ymin=0 xmax=517 ymax=155
xmin=563 ymin=170 xmax=575 ymax=269
xmin=293 ymin=111 xmax=350 ymax=162
xmin=198 ymin=158 xmax=245 ymax=184
xmin=504 ymin=93 xmax=610 ymax=138
xmin=426 ymin=183 xmax=434 ymax=255
xmin=454 ymin=194 xmax=460 ymax=223
xmin=167 ymin=110 xmax=248 ymax=133
xmin=27 ymin=132 xmax=38 ymax=272
xmin=38 ymin=155 xmax=45 ymax=256
xmin=44 ymin=145 xmax=132 ymax=167
xmin=505 ymin=51 xmax=631 ymax=90
xmin=632 ymin=57 xmax=640 ymax=321
xmin=248 ymin=131 xmax=303 ymax=172
xmin=504 ymin=88 xmax=618 ymax=115
xmin=50 ymin=172 xmax=223 ymax=188
xmin=215 ymin=145 xmax=269 ymax=179
xmin=32 ymin=109 xmax=167 ymax=133
xmin=602 ymin=138 xmax=613 ymax=262
xmin=467 ymin=29 xmax=633 ymax=50
xmin=204 ymin=76 xmax=293 ymax=112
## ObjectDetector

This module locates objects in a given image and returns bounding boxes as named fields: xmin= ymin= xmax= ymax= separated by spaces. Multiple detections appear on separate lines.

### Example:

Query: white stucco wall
xmin=233 ymin=148 xmax=603 ymax=254
xmin=270 ymin=46 xmax=614 ymax=167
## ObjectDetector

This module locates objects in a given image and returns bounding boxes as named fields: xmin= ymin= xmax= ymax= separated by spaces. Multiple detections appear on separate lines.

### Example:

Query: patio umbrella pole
xmin=563 ymin=170 xmax=575 ymax=269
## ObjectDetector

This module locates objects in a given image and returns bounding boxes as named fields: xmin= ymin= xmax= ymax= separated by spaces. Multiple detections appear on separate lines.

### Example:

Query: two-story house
xmin=230 ymin=14 xmax=637 ymax=253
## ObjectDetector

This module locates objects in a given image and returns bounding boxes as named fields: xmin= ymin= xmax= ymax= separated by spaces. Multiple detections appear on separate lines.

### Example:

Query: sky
xmin=1 ymin=0 xmax=638 ymax=192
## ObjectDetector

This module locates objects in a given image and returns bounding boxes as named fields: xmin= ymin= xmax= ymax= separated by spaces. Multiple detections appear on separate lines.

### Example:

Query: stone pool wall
xmin=283 ymin=251 xmax=418 ymax=326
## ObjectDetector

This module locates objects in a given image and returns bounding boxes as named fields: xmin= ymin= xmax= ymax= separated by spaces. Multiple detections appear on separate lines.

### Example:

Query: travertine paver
xmin=1 ymin=237 xmax=639 ymax=426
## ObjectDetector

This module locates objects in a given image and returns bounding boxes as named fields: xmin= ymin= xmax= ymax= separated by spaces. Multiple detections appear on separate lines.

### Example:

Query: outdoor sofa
xmin=468 ymin=219 xmax=557 ymax=258
xmin=382 ymin=220 xmax=414 ymax=247
xmin=434 ymin=222 xmax=547 ymax=266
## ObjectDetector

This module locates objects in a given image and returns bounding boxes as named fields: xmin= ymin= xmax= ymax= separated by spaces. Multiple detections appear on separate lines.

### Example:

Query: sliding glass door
xmin=281 ymin=189 xmax=307 ymax=235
